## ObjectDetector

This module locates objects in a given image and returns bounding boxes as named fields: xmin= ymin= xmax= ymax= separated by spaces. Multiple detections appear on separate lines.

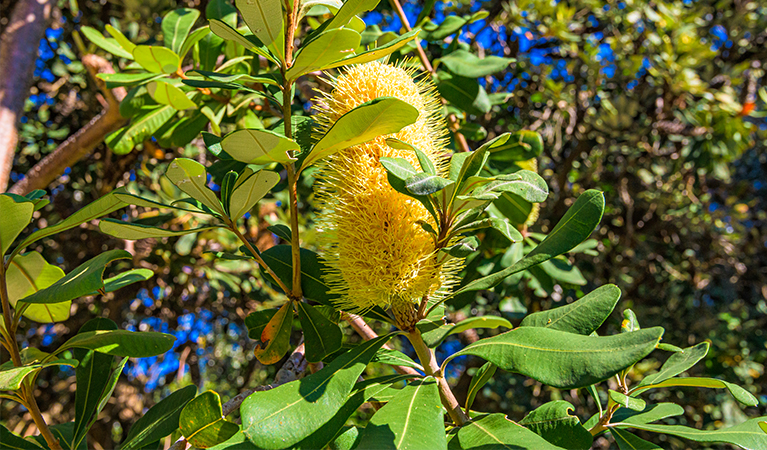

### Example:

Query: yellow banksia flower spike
xmin=313 ymin=61 xmax=462 ymax=323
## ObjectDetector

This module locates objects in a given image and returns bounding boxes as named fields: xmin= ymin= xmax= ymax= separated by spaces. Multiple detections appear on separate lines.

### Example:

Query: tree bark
xmin=0 ymin=0 xmax=54 ymax=192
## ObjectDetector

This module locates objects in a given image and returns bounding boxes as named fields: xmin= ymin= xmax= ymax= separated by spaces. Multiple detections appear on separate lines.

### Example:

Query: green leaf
xmin=453 ymin=190 xmax=604 ymax=296
xmin=302 ymin=97 xmax=419 ymax=169
xmin=19 ymin=250 xmax=131 ymax=306
xmin=97 ymin=73 xmax=165 ymax=89
xmin=371 ymin=347 xmax=423 ymax=371
xmin=13 ymin=189 xmax=128 ymax=254
xmin=635 ymin=342 xmax=709 ymax=388
xmin=324 ymin=0 xmax=378 ymax=29
xmin=105 ymin=25 xmax=136 ymax=53
xmin=437 ymin=73 xmax=490 ymax=116
xmin=253 ymin=301 xmax=293 ymax=365
xmin=465 ymin=362 xmax=496 ymax=412
xmin=379 ymin=157 xmax=418 ymax=180
xmin=0 ymin=360 xmax=77 ymax=391
xmin=520 ymin=284 xmax=621 ymax=335
xmin=0 ymin=423 xmax=42 ymax=450
xmin=442 ymin=327 xmax=664 ymax=389
xmin=419 ymin=315 xmax=512 ymax=348
xmin=162 ymin=8 xmax=200 ymax=53
xmin=610 ymin=390 xmax=646 ymax=412
xmin=147 ymin=80 xmax=197 ymax=110
xmin=72 ymin=318 xmax=119 ymax=450
xmin=323 ymin=29 xmax=419 ymax=70
xmin=611 ymin=428 xmax=662 ymax=450
xmin=519 ymin=401 xmax=592 ymax=450
xmin=235 ymin=0 xmax=284 ymax=59
xmin=611 ymin=417 xmax=767 ymax=450
xmin=287 ymin=29 xmax=361 ymax=80
xmin=220 ymin=129 xmax=298 ymax=165
xmin=296 ymin=301 xmax=343 ymax=363
xmin=454 ymin=217 xmax=523 ymax=243
xmin=441 ymin=236 xmax=480 ymax=258
xmin=0 ymin=194 xmax=34 ymax=257
xmin=133 ymin=46 xmax=180 ymax=74
xmin=108 ymin=105 xmax=177 ymax=154
xmin=406 ymin=173 xmax=453 ymax=196
xmin=241 ymin=334 xmax=392 ymax=449
xmin=259 ymin=245 xmax=336 ymax=306
xmin=228 ymin=169 xmax=281 ymax=220
xmin=6 ymin=251 xmax=68 ymax=323
xmin=165 ymin=158 xmax=225 ymax=215
xmin=179 ymin=391 xmax=239 ymax=448
xmin=479 ymin=171 xmax=548 ymax=203
xmin=488 ymin=130 xmax=544 ymax=162
xmin=33 ymin=423 xmax=88 ymax=450
xmin=447 ymin=413 xmax=563 ymax=450
xmin=80 ymin=26 xmax=134 ymax=59
xmin=98 ymin=219 xmax=220 ymax=240
xmin=188 ymin=69 xmax=279 ymax=86
xmin=267 ymin=224 xmax=292 ymax=241
xmin=208 ymin=19 xmax=277 ymax=64
xmin=245 ymin=309 xmax=278 ymax=339
xmin=179 ymin=26 xmax=211 ymax=60
xmin=440 ymin=50 xmax=513 ymax=78
xmin=631 ymin=377 xmax=758 ymax=406
xmin=57 ymin=329 xmax=176 ymax=358
xmin=355 ymin=378 xmax=447 ymax=450
xmin=120 ymin=385 xmax=197 ymax=450
xmin=611 ymin=402 xmax=684 ymax=426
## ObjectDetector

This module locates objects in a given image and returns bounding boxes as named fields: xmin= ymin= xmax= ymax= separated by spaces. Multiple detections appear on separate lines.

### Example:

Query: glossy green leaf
xmin=0 ymin=423 xmax=41 ymax=449
xmin=611 ymin=428 xmax=662 ymax=450
xmin=228 ymin=169 xmax=280 ymax=220
xmin=0 ymin=359 xmax=77 ymax=391
xmin=379 ymin=156 xmax=418 ymax=180
xmin=437 ymin=74 xmax=490 ymax=116
xmin=99 ymin=219 xmax=220 ymax=240
xmin=611 ymin=402 xmax=684 ymax=426
xmin=107 ymin=105 xmax=176 ymax=155
xmin=488 ymin=130 xmax=544 ymax=162
xmin=478 ymin=170 xmax=548 ymax=203
xmin=406 ymin=173 xmax=453 ymax=196
xmin=355 ymin=378 xmax=447 ymax=450
xmin=439 ymin=50 xmax=514 ymax=78
xmin=635 ymin=342 xmax=709 ymax=388
xmin=220 ymin=129 xmax=298 ymax=165
xmin=245 ymin=309 xmax=278 ymax=340
xmin=57 ymin=329 xmax=175 ymax=358
xmin=32 ymin=422 xmax=88 ymax=450
xmin=287 ymin=28 xmax=361 ymax=80
xmin=97 ymin=73 xmax=165 ymax=89
xmin=520 ymin=284 xmax=621 ymax=335
xmin=208 ymin=19 xmax=277 ymax=63
xmin=253 ymin=301 xmax=293 ymax=365
xmin=259 ymin=245 xmax=336 ymax=305
xmin=610 ymin=390 xmax=646 ymax=412
xmin=296 ymin=301 xmax=343 ymax=363
xmin=133 ymin=46 xmax=180 ymax=74
xmin=19 ymin=250 xmax=131 ymax=306
xmin=72 ymin=318 xmax=119 ymax=450
xmin=267 ymin=224 xmax=292 ymax=241
xmin=324 ymin=0 xmax=378 ymax=29
xmin=447 ymin=413 xmax=563 ymax=450
xmin=420 ymin=315 xmax=512 ymax=348
xmin=302 ymin=97 xmax=419 ymax=169
xmin=519 ymin=401 xmax=592 ymax=449
xmin=179 ymin=26 xmax=211 ymax=59
xmin=324 ymin=29 xmax=419 ymax=70
xmin=453 ymin=189 xmax=604 ymax=296
xmin=441 ymin=236 xmax=480 ymax=258
xmin=0 ymin=194 xmax=34 ymax=257
xmin=6 ymin=251 xmax=68 ymax=323
xmin=80 ymin=26 xmax=134 ymax=59
xmin=241 ymin=334 xmax=392 ymax=449
xmin=235 ymin=0 xmax=284 ymax=59
xmin=120 ymin=385 xmax=197 ymax=450
xmin=611 ymin=417 xmax=767 ymax=450
xmin=443 ymin=327 xmax=664 ymax=389
xmin=147 ymin=80 xmax=196 ymax=110
xmin=165 ymin=158 xmax=225 ymax=215
xmin=371 ymin=347 xmax=423 ymax=371
xmin=188 ymin=69 xmax=279 ymax=86
xmin=162 ymin=8 xmax=200 ymax=53
xmin=455 ymin=217 xmax=523 ymax=243
xmin=631 ymin=377 xmax=758 ymax=406
xmin=104 ymin=25 xmax=136 ymax=53
xmin=179 ymin=391 xmax=239 ymax=448
xmin=465 ymin=362 xmax=496 ymax=412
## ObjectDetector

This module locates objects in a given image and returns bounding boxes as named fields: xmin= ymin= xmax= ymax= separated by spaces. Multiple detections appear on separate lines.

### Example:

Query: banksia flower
xmin=313 ymin=61 xmax=460 ymax=324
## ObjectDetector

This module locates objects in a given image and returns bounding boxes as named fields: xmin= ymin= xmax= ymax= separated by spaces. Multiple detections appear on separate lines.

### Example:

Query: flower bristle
xmin=313 ymin=61 xmax=460 ymax=313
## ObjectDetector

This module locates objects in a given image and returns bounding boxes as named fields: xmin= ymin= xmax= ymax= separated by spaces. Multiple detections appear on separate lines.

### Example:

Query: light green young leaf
xmin=235 ymin=0 xmax=284 ymax=60
xmin=0 ymin=194 xmax=34 ymax=257
xmin=99 ymin=219 xmax=221 ymax=240
xmin=228 ymin=169 xmax=280 ymax=220
xmin=80 ymin=26 xmax=134 ymax=59
xmin=180 ymin=391 xmax=239 ymax=448
xmin=7 ymin=252 xmax=67 ymax=323
xmin=165 ymin=158 xmax=225 ymax=215
xmin=220 ymin=129 xmax=298 ymax=165
xmin=286 ymin=28 xmax=361 ymax=80
xmin=324 ymin=29 xmax=420 ymax=70
xmin=147 ymin=80 xmax=197 ymax=110
xmin=419 ymin=315 xmax=512 ymax=348
xmin=105 ymin=25 xmax=136 ymax=53
xmin=635 ymin=342 xmax=709 ymax=388
xmin=439 ymin=49 xmax=514 ymax=78
xmin=162 ymin=8 xmax=200 ymax=53
xmin=208 ymin=19 xmax=277 ymax=64
xmin=0 ymin=360 xmax=78 ymax=391
xmin=132 ymin=46 xmax=180 ymax=74
xmin=609 ymin=390 xmax=647 ymax=412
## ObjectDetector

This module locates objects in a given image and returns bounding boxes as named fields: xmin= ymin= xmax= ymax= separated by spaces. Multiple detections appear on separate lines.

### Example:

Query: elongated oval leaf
xmin=0 ymin=360 xmax=77 ymax=391
xmin=355 ymin=378 xmax=447 ymax=450
xmin=447 ymin=413 xmax=563 ymax=450
xmin=259 ymin=245 xmax=336 ymax=305
xmin=520 ymin=284 xmax=621 ymax=335
xmin=99 ymin=219 xmax=220 ymax=240
xmin=228 ymin=169 xmax=280 ymax=220
xmin=105 ymin=25 xmax=137 ymax=53
xmin=440 ymin=50 xmax=514 ymax=78
xmin=610 ymin=390 xmax=647 ymax=412
xmin=479 ymin=170 xmax=548 ymax=203
xmin=635 ymin=342 xmax=709 ymax=388
xmin=286 ymin=28 xmax=361 ymax=80
xmin=323 ymin=29 xmax=419 ymax=70
xmin=235 ymin=0 xmax=284 ymax=59
xmin=6 ymin=251 xmax=68 ymax=323
xmin=406 ymin=173 xmax=453 ymax=196
xmin=241 ymin=334 xmax=392 ymax=449
xmin=519 ymin=401 xmax=593 ymax=450
xmin=147 ymin=80 xmax=197 ymax=110
xmin=57 ymin=330 xmax=176 ymax=358
xmin=302 ymin=97 xmax=419 ymax=169
xmin=165 ymin=158 xmax=225 ymax=215
xmin=133 ymin=46 xmax=180 ymax=74
xmin=162 ymin=8 xmax=200 ymax=53
xmin=611 ymin=428 xmax=662 ymax=450
xmin=220 ymin=129 xmax=298 ymax=165
xmin=120 ymin=385 xmax=197 ymax=450
xmin=107 ymin=105 xmax=177 ymax=155
xmin=611 ymin=417 xmax=767 ymax=450
xmin=443 ymin=327 xmax=664 ymax=389
xmin=180 ymin=391 xmax=239 ymax=448
xmin=465 ymin=362 xmax=496 ymax=412
xmin=419 ymin=316 xmax=512 ymax=348
xmin=0 ymin=195 xmax=34 ymax=257
xmin=631 ymin=377 xmax=758 ymax=406
xmin=80 ymin=26 xmax=134 ymax=59
xmin=208 ymin=19 xmax=277 ymax=63
xmin=97 ymin=73 xmax=165 ymax=89
xmin=296 ymin=301 xmax=343 ymax=363
xmin=253 ymin=301 xmax=292 ymax=364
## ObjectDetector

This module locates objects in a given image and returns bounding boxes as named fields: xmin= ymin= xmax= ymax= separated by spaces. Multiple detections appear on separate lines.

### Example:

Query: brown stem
xmin=230 ymin=223 xmax=291 ymax=295
xmin=589 ymin=404 xmax=619 ymax=436
xmin=23 ymin=384 xmax=63 ymax=450
xmin=386 ymin=0 xmax=471 ymax=153
xmin=342 ymin=312 xmax=421 ymax=377
xmin=407 ymin=329 xmax=469 ymax=426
